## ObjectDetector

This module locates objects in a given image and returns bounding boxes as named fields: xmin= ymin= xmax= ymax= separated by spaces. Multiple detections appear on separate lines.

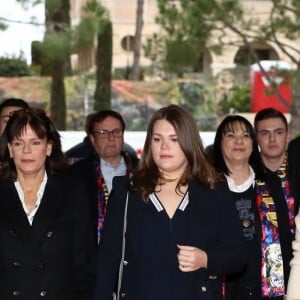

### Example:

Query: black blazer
xmin=93 ymin=176 xmax=246 ymax=300
xmin=69 ymin=153 xmax=139 ymax=245
xmin=0 ymin=173 xmax=95 ymax=300
xmin=224 ymin=171 xmax=297 ymax=299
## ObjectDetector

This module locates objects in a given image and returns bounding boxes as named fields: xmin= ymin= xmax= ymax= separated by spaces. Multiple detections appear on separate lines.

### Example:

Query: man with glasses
xmin=65 ymin=112 xmax=138 ymax=165
xmin=252 ymin=108 xmax=298 ymax=300
xmin=69 ymin=110 xmax=139 ymax=246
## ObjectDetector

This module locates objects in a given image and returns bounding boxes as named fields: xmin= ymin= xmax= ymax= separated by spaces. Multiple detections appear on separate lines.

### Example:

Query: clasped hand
xmin=177 ymin=244 xmax=207 ymax=272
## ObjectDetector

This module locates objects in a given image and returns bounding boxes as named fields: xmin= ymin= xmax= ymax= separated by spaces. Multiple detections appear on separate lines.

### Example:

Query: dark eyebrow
xmin=258 ymin=128 xmax=286 ymax=134
xmin=152 ymin=133 xmax=177 ymax=137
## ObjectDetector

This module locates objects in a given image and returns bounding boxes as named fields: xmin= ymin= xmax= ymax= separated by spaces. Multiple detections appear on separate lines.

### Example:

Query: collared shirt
xmin=225 ymin=166 xmax=255 ymax=193
xmin=14 ymin=172 xmax=48 ymax=225
xmin=101 ymin=157 xmax=127 ymax=192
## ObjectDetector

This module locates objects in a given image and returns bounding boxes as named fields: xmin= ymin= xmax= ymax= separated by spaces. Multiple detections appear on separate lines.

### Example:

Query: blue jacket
xmin=93 ymin=175 xmax=246 ymax=300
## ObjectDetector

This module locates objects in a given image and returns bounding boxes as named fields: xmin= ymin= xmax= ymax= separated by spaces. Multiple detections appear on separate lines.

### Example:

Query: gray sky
xmin=0 ymin=0 xmax=45 ymax=63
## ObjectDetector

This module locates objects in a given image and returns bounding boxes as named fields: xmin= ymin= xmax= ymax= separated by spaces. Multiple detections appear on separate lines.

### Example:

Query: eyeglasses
xmin=93 ymin=128 xmax=123 ymax=139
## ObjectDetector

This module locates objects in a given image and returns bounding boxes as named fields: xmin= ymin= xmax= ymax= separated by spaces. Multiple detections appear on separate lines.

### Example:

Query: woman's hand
xmin=177 ymin=244 xmax=207 ymax=272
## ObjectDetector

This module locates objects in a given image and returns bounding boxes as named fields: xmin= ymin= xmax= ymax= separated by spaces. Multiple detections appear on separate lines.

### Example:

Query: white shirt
xmin=14 ymin=172 xmax=48 ymax=225
xmin=101 ymin=157 xmax=127 ymax=192
xmin=225 ymin=166 xmax=255 ymax=193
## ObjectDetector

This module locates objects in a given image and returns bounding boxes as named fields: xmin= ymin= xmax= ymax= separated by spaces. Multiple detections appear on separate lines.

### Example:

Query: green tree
xmin=0 ymin=18 xmax=8 ymax=31
xmin=42 ymin=0 xmax=71 ymax=130
xmin=131 ymin=0 xmax=144 ymax=81
xmin=14 ymin=0 xmax=110 ymax=125
xmin=145 ymin=0 xmax=218 ymax=77
xmin=0 ymin=54 xmax=31 ymax=77
xmin=94 ymin=19 xmax=112 ymax=111
xmin=150 ymin=0 xmax=300 ymax=136
xmin=165 ymin=40 xmax=198 ymax=77
xmin=13 ymin=0 xmax=70 ymax=129
xmin=73 ymin=0 xmax=111 ymax=111
xmin=72 ymin=0 xmax=108 ymax=52
xmin=219 ymin=85 xmax=250 ymax=114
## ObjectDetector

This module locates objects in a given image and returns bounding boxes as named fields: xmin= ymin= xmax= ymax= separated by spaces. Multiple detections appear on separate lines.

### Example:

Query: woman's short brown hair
xmin=0 ymin=108 xmax=67 ymax=180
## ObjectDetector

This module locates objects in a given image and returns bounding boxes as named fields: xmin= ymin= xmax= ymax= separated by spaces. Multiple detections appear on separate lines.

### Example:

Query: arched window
xmin=121 ymin=35 xmax=135 ymax=52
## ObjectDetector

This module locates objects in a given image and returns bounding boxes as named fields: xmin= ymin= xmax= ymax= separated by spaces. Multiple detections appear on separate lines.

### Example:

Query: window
xmin=121 ymin=35 xmax=135 ymax=52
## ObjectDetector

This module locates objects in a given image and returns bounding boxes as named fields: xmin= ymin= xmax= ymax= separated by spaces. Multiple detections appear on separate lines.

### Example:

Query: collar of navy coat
xmin=148 ymin=191 xmax=189 ymax=212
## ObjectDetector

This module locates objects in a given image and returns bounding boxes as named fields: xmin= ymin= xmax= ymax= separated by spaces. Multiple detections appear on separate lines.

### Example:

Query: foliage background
xmin=0 ymin=76 xmax=225 ymax=130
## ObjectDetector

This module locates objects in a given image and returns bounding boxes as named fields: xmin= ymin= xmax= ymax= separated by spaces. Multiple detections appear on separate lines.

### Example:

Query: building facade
xmin=70 ymin=0 xmax=300 ymax=77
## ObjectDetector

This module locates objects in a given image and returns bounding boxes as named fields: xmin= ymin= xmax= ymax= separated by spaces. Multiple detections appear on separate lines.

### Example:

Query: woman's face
xmin=8 ymin=124 xmax=52 ymax=177
xmin=221 ymin=122 xmax=253 ymax=165
xmin=151 ymin=119 xmax=187 ymax=179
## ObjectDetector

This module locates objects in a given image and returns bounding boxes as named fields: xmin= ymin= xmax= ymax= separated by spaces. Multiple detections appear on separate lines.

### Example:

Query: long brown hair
xmin=131 ymin=104 xmax=221 ymax=200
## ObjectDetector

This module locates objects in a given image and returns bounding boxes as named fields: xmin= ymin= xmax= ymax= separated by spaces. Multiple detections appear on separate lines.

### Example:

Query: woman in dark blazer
xmin=0 ymin=108 xmax=95 ymax=300
xmin=212 ymin=115 xmax=296 ymax=300
xmin=93 ymin=105 xmax=245 ymax=300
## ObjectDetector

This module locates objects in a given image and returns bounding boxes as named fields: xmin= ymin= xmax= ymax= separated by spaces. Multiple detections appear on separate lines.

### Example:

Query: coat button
xmin=123 ymin=260 xmax=128 ymax=266
xmin=13 ymin=262 xmax=21 ymax=268
xmin=38 ymin=263 xmax=45 ymax=269
xmin=12 ymin=290 xmax=20 ymax=296
xmin=40 ymin=291 xmax=47 ymax=297
xmin=201 ymin=286 xmax=207 ymax=292
xmin=46 ymin=231 xmax=53 ymax=238
xmin=9 ymin=230 xmax=16 ymax=237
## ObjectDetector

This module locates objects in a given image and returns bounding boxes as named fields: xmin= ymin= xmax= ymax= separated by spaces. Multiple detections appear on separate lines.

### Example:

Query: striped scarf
xmin=95 ymin=152 xmax=134 ymax=243
xmin=255 ymin=155 xmax=295 ymax=297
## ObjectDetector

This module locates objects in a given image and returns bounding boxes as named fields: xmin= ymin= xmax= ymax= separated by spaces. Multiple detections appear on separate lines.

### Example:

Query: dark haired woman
xmin=0 ymin=108 xmax=95 ymax=300
xmin=212 ymin=115 xmax=262 ymax=299
xmin=212 ymin=115 xmax=293 ymax=300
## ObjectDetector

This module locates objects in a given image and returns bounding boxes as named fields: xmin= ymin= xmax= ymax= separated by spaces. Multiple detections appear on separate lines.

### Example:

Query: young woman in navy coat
xmin=0 ymin=108 xmax=95 ymax=300
xmin=93 ymin=105 xmax=246 ymax=300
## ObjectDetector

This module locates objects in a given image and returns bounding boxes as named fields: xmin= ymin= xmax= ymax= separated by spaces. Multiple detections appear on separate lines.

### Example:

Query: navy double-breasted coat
xmin=0 ymin=174 xmax=95 ymax=300
xmin=94 ymin=176 xmax=246 ymax=300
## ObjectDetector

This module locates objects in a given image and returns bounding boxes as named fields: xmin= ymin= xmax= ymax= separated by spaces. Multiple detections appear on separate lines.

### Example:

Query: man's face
xmin=89 ymin=116 xmax=124 ymax=162
xmin=256 ymin=117 xmax=288 ymax=162
xmin=0 ymin=106 xmax=23 ymax=135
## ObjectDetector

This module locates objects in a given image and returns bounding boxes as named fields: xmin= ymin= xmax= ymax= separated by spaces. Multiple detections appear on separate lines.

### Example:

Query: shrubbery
xmin=0 ymin=55 xmax=31 ymax=77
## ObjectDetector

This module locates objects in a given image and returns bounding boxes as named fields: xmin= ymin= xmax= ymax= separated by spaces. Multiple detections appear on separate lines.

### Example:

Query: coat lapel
xmin=1 ymin=181 xmax=38 ymax=249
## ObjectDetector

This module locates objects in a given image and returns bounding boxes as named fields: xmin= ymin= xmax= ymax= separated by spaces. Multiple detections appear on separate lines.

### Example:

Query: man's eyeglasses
xmin=93 ymin=128 xmax=123 ymax=139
